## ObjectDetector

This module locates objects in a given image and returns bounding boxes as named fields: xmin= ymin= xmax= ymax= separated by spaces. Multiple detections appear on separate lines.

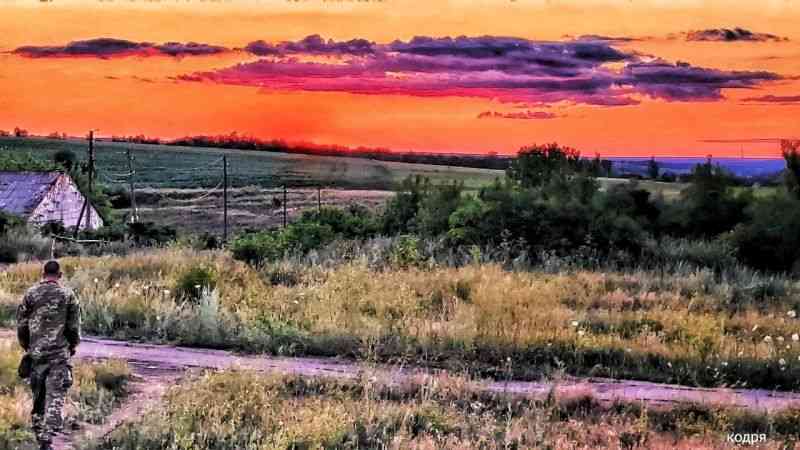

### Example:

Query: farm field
xmin=134 ymin=187 xmax=394 ymax=234
xmin=1 ymin=136 xmax=689 ymax=196
xmin=0 ymin=137 xmax=503 ymax=190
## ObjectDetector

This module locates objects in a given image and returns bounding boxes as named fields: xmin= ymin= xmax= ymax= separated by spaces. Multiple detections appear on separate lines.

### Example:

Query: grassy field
xmin=84 ymin=370 xmax=800 ymax=450
xmin=0 ymin=137 xmax=503 ymax=190
xmin=1 ymin=136 xmax=691 ymax=196
xmin=0 ymin=338 xmax=131 ymax=450
xmin=3 ymin=247 xmax=800 ymax=392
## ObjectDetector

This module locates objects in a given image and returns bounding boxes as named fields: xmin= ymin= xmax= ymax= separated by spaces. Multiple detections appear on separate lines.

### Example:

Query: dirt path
xmin=51 ymin=369 xmax=182 ymax=450
xmin=6 ymin=330 xmax=800 ymax=448
xmin=28 ymin=333 xmax=800 ymax=413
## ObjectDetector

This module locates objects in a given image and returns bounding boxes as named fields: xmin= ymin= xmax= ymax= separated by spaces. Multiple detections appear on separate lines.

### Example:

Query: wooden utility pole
xmin=282 ymin=185 xmax=287 ymax=228
xmin=126 ymin=148 xmax=138 ymax=223
xmin=74 ymin=130 xmax=95 ymax=237
xmin=223 ymin=156 xmax=228 ymax=244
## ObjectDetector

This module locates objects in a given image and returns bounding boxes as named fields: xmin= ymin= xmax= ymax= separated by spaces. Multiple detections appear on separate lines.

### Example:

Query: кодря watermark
xmin=727 ymin=433 xmax=767 ymax=445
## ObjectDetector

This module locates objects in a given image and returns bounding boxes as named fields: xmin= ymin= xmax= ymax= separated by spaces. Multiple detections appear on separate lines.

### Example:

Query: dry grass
xmin=85 ymin=370 xmax=800 ymax=450
xmin=0 ymin=338 xmax=132 ymax=450
xmin=2 ymin=248 xmax=800 ymax=389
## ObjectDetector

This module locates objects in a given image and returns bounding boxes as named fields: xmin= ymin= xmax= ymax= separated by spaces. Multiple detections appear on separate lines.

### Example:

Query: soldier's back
xmin=22 ymin=281 xmax=77 ymax=362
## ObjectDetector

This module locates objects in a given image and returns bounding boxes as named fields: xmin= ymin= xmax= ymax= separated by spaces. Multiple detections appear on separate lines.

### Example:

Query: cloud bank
xmin=14 ymin=38 xmax=228 ymax=58
xmin=189 ymin=35 xmax=781 ymax=107
xmin=682 ymin=27 xmax=788 ymax=42
xmin=742 ymin=94 xmax=800 ymax=104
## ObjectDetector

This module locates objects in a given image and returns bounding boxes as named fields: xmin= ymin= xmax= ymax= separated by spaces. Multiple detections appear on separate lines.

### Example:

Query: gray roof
xmin=0 ymin=171 xmax=62 ymax=217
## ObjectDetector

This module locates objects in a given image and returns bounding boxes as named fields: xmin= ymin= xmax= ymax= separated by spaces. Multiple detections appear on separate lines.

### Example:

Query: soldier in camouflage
xmin=16 ymin=260 xmax=81 ymax=450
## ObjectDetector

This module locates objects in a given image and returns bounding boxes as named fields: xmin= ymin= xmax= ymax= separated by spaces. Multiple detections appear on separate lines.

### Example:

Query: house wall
xmin=28 ymin=174 xmax=104 ymax=230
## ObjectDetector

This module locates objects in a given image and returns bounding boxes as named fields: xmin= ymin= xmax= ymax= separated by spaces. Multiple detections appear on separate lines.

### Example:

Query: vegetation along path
xmin=4 ymin=329 xmax=800 ymax=439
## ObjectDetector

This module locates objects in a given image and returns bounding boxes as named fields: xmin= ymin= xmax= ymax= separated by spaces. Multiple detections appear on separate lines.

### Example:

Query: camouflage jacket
xmin=16 ymin=280 xmax=81 ymax=362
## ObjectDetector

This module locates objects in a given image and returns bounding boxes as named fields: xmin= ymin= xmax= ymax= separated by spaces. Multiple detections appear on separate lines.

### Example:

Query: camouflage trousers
xmin=29 ymin=359 xmax=73 ymax=445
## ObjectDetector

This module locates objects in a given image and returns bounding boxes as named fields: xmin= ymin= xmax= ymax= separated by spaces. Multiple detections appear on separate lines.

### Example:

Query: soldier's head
xmin=42 ymin=260 xmax=62 ymax=280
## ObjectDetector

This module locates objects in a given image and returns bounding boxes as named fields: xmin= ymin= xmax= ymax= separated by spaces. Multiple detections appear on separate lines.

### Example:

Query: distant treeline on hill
xmin=111 ymin=133 xmax=516 ymax=170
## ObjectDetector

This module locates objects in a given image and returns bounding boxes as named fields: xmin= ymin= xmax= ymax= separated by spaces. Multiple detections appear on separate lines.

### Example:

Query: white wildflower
xmin=194 ymin=284 xmax=201 ymax=289
xmin=789 ymin=310 xmax=797 ymax=318
xmin=667 ymin=362 xmax=672 ymax=368
xmin=571 ymin=321 xmax=579 ymax=327
xmin=793 ymin=333 xmax=799 ymax=342
xmin=721 ymin=361 xmax=728 ymax=367
xmin=778 ymin=336 xmax=785 ymax=343
xmin=114 ymin=283 xmax=120 ymax=288
xmin=779 ymin=358 xmax=787 ymax=366
xmin=577 ymin=330 xmax=585 ymax=337
xmin=752 ymin=325 xmax=759 ymax=332
xmin=93 ymin=278 xmax=98 ymax=284
xmin=163 ymin=289 xmax=170 ymax=295
xmin=764 ymin=336 xmax=773 ymax=343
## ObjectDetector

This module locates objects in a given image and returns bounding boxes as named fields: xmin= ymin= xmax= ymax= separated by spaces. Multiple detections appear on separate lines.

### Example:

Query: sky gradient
xmin=2 ymin=0 xmax=800 ymax=157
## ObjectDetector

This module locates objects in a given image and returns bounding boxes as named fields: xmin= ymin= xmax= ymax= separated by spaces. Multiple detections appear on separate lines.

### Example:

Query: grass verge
xmin=0 ymin=339 xmax=131 ymax=450
xmin=85 ymin=370 xmax=800 ymax=450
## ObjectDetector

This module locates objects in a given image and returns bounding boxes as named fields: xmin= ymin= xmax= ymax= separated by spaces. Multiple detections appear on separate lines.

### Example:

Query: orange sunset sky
xmin=1 ymin=0 xmax=799 ymax=157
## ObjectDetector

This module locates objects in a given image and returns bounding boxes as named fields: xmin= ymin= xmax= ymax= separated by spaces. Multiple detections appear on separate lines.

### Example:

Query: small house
xmin=0 ymin=171 xmax=103 ymax=230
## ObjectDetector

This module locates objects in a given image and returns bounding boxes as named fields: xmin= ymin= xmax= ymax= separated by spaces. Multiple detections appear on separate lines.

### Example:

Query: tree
xmin=647 ymin=157 xmax=660 ymax=179
xmin=13 ymin=127 xmax=29 ymax=138
xmin=507 ymin=143 xmax=582 ymax=188
xmin=782 ymin=139 xmax=800 ymax=199
xmin=53 ymin=149 xmax=77 ymax=171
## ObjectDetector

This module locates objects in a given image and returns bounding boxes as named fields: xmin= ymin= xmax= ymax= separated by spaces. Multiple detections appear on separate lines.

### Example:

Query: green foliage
xmin=126 ymin=222 xmax=177 ymax=246
xmin=661 ymin=160 xmax=750 ymax=238
xmin=233 ymin=205 xmax=378 ymax=265
xmin=381 ymin=175 xmax=430 ymax=234
xmin=53 ymin=149 xmax=77 ymax=171
xmin=0 ymin=212 xmax=24 ymax=236
xmin=0 ymin=150 xmax=59 ymax=171
xmin=231 ymin=222 xmax=335 ymax=264
xmin=175 ymin=266 xmax=218 ymax=303
xmin=507 ymin=142 xmax=582 ymax=187
xmin=415 ymin=181 xmax=464 ymax=237
xmin=390 ymin=235 xmax=423 ymax=267
xmin=782 ymin=139 xmax=800 ymax=199
xmin=730 ymin=192 xmax=800 ymax=273
xmin=299 ymin=204 xmax=378 ymax=239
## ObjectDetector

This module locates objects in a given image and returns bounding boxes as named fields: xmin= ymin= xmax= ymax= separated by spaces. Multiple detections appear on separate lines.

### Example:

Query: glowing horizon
xmin=3 ymin=0 xmax=800 ymax=158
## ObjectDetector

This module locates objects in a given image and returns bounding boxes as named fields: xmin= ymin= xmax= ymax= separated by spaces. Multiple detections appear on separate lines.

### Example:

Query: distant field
xmin=0 ymin=137 xmax=503 ymax=190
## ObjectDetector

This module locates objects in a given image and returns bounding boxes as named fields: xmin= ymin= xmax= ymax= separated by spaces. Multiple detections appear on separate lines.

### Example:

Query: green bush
xmin=729 ymin=192 xmax=800 ymax=273
xmin=299 ymin=205 xmax=378 ymax=239
xmin=175 ymin=266 xmax=218 ymax=303
xmin=126 ymin=222 xmax=176 ymax=246
xmin=390 ymin=235 xmax=423 ymax=268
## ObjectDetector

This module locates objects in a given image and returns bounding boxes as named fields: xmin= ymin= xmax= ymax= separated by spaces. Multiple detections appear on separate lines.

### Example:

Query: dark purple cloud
xmin=682 ymin=27 xmax=788 ymax=42
xmin=621 ymin=60 xmax=781 ymax=101
xmin=741 ymin=94 xmax=800 ymax=104
xmin=186 ymin=35 xmax=782 ymax=107
xmin=13 ymin=38 xmax=228 ymax=58
xmin=572 ymin=34 xmax=640 ymax=43
xmin=477 ymin=110 xmax=558 ymax=120
xmin=245 ymin=35 xmax=376 ymax=56
xmin=154 ymin=42 xmax=227 ymax=56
